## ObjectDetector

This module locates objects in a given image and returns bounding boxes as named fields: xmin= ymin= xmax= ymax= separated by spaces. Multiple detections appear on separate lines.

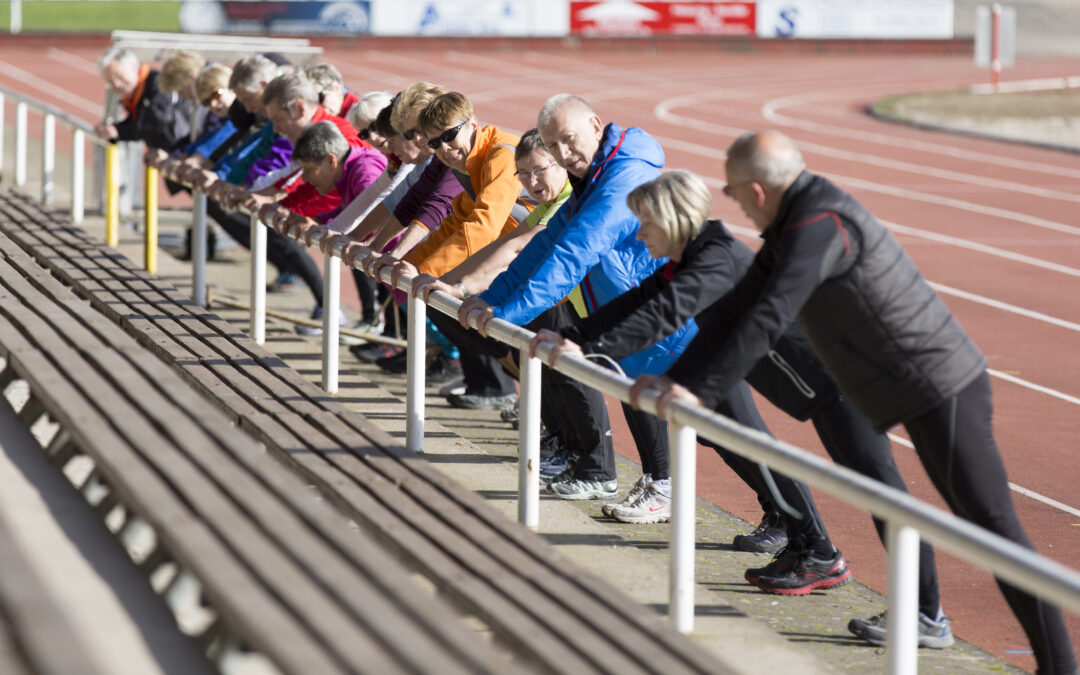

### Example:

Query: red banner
xmin=570 ymin=2 xmax=756 ymax=37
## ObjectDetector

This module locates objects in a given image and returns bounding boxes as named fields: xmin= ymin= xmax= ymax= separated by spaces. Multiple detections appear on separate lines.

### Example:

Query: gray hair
xmin=626 ymin=171 xmax=713 ymax=253
xmin=229 ymin=55 xmax=278 ymax=94
xmin=261 ymin=72 xmax=319 ymax=114
xmin=537 ymin=93 xmax=595 ymax=129
xmin=726 ymin=131 xmax=806 ymax=190
xmin=347 ymin=91 xmax=393 ymax=130
xmin=293 ymin=121 xmax=349 ymax=164
xmin=514 ymin=128 xmax=547 ymax=162
xmin=97 ymin=46 xmax=139 ymax=75
xmin=304 ymin=63 xmax=343 ymax=90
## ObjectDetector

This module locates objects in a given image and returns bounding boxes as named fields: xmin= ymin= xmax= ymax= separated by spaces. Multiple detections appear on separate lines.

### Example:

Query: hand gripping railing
xmin=0 ymin=84 xmax=111 ymax=231
xmin=139 ymin=157 xmax=1080 ymax=675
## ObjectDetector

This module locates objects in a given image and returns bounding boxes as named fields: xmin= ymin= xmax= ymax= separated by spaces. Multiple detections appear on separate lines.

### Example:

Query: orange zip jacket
xmin=405 ymin=125 xmax=532 ymax=277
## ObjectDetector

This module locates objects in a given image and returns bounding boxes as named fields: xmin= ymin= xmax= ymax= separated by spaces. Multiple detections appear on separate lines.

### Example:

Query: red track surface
xmin=3 ymin=39 xmax=1079 ymax=673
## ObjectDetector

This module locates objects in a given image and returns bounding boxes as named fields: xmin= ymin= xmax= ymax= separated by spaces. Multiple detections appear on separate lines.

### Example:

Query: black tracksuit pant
xmin=905 ymin=371 xmax=1075 ymax=675
xmin=206 ymin=201 xmax=324 ymax=307
xmin=429 ymin=303 xmax=615 ymax=481
xmin=428 ymin=310 xmax=518 ymax=398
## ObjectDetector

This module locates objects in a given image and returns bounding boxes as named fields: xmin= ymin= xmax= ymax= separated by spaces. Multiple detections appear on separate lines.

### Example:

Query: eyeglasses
xmin=426 ymin=120 xmax=469 ymax=150
xmin=359 ymin=122 xmax=375 ymax=140
xmin=402 ymin=127 xmax=419 ymax=141
xmin=514 ymin=160 xmax=557 ymax=181
xmin=200 ymin=88 xmax=226 ymax=108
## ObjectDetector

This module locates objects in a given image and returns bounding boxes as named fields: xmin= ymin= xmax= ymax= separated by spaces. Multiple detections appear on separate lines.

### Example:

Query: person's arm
xmin=383 ymin=220 xmax=429 ymax=258
xmin=562 ymin=229 xmax=746 ymax=361
xmin=326 ymin=164 xmax=416 ymax=234
xmin=666 ymin=212 xmax=850 ymax=408
xmin=489 ymin=162 xmax=651 ymax=326
xmin=408 ymin=147 xmax=523 ymax=277
xmin=441 ymin=219 xmax=544 ymax=294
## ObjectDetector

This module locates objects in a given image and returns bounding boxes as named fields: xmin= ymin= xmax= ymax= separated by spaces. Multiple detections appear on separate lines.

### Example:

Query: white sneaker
xmin=611 ymin=483 xmax=671 ymax=524
xmin=602 ymin=474 xmax=651 ymax=518
xmin=297 ymin=307 xmax=347 ymax=336
xmin=340 ymin=317 xmax=386 ymax=346
xmin=550 ymin=477 xmax=618 ymax=501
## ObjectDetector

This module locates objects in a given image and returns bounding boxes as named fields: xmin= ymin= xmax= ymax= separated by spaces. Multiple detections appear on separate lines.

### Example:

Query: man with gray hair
xmin=94 ymin=46 xmax=190 ymax=151
xmin=457 ymin=93 xmax=696 ymax=500
xmin=636 ymin=130 xmax=1077 ymax=673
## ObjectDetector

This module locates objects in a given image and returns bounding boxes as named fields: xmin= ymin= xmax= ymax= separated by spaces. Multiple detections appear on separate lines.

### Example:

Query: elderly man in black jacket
xmin=636 ymin=131 xmax=1076 ymax=675
xmin=94 ymin=46 xmax=191 ymax=152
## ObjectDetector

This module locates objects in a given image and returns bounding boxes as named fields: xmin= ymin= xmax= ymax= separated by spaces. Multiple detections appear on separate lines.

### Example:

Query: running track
xmin=2 ymin=39 xmax=1078 ymax=673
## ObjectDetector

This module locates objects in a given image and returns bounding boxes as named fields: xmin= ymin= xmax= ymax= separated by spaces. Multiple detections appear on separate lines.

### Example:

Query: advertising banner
xmin=755 ymin=0 xmax=953 ymax=39
xmin=370 ymin=0 xmax=568 ymax=36
xmin=570 ymin=2 xmax=756 ymax=36
xmin=179 ymin=1 xmax=372 ymax=35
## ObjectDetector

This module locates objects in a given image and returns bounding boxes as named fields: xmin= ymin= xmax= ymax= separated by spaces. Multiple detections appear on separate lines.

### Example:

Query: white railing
xmin=3 ymin=84 xmax=1078 ymax=671
xmin=0 ymin=84 xmax=111 ymax=227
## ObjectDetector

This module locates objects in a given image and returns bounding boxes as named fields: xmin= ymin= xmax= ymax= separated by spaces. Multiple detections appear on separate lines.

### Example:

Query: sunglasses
xmin=359 ymin=123 xmax=375 ymax=140
xmin=426 ymin=120 xmax=468 ymax=150
xmin=200 ymin=88 xmax=226 ymax=108
xmin=402 ymin=127 xmax=419 ymax=141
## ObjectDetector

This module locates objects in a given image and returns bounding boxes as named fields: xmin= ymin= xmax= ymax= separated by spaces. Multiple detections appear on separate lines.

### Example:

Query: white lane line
xmin=0 ymin=61 xmax=102 ymax=118
xmin=883 ymin=220 xmax=1080 ymax=279
xmin=761 ymin=90 xmax=1080 ymax=180
xmin=46 ymin=48 xmax=100 ymax=75
xmin=886 ymin=433 xmax=1080 ymax=518
xmin=988 ymin=368 xmax=1080 ymax=407
xmin=660 ymin=93 xmax=1080 ymax=206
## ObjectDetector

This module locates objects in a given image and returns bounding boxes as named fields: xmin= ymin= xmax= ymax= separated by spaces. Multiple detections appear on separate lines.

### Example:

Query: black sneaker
xmin=377 ymin=350 xmax=409 ymax=374
xmin=426 ymin=353 xmax=463 ymax=387
xmin=539 ymin=431 xmax=565 ymax=461
xmin=744 ymin=545 xmax=802 ymax=585
xmin=733 ymin=512 xmax=789 ymax=553
xmin=350 ymin=343 xmax=401 ymax=363
xmin=755 ymin=549 xmax=851 ymax=596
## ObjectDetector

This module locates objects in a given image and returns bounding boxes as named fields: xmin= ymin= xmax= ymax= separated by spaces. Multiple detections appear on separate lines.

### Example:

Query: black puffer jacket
xmin=561 ymin=219 xmax=840 ymax=420
xmin=114 ymin=69 xmax=191 ymax=152
xmin=668 ymin=172 xmax=985 ymax=432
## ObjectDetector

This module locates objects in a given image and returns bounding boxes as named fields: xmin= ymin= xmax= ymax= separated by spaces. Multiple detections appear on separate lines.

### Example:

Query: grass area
xmin=0 ymin=1 xmax=181 ymax=33
xmin=875 ymin=89 xmax=1080 ymax=120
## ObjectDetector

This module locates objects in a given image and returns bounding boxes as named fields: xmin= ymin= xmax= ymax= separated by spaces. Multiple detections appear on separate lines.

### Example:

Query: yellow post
xmin=144 ymin=165 xmax=158 ymax=274
xmin=104 ymin=143 xmax=119 ymax=248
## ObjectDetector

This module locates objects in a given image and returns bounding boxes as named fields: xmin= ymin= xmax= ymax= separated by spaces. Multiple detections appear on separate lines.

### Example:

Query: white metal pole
xmin=321 ymin=254 xmax=340 ymax=393
xmin=517 ymin=351 xmax=542 ymax=530
xmin=15 ymin=101 xmax=27 ymax=187
xmin=41 ymin=113 xmax=55 ymax=203
xmin=249 ymin=213 xmax=266 ymax=344
xmin=669 ymin=421 xmax=698 ymax=633
xmin=886 ymin=523 xmax=921 ymax=675
xmin=10 ymin=0 xmax=21 ymax=34
xmin=71 ymin=129 xmax=84 ymax=223
xmin=405 ymin=292 xmax=426 ymax=453
xmin=192 ymin=190 xmax=208 ymax=307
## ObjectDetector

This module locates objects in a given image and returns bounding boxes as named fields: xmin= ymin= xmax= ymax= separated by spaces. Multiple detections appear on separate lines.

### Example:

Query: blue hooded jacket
xmin=480 ymin=122 xmax=698 ymax=376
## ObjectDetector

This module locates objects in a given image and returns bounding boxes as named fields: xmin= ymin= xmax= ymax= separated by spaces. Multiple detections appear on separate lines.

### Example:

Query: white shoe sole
xmin=611 ymin=511 xmax=671 ymax=524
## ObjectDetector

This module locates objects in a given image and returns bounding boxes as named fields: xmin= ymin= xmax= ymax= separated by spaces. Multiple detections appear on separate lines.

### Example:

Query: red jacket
xmin=279 ymin=106 xmax=369 ymax=216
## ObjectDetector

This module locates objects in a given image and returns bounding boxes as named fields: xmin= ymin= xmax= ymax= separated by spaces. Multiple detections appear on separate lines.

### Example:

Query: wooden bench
xmin=0 ymin=218 xmax=515 ymax=674
xmin=0 ymin=189 xmax=727 ymax=675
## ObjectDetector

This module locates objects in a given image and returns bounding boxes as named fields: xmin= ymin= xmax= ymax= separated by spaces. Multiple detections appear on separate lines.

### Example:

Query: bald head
xmin=725 ymin=130 xmax=805 ymax=191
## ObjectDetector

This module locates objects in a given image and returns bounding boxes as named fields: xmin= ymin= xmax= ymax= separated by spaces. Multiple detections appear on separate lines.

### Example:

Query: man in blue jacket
xmin=458 ymin=94 xmax=696 ymax=501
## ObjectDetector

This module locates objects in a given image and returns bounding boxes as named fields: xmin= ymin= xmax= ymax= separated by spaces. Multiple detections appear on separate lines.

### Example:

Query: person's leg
xmin=271 ymin=238 xmax=323 ymax=307
xmin=812 ymin=394 xmax=941 ymax=619
xmin=428 ymin=310 xmax=515 ymax=402
xmin=905 ymin=371 xmax=1076 ymax=674
xmin=620 ymin=403 xmax=667 ymax=479
xmin=352 ymin=268 xmax=379 ymax=324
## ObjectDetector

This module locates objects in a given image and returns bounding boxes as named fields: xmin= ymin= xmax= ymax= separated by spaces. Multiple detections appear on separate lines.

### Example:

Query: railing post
xmin=249 ymin=213 xmax=266 ymax=344
xmin=886 ymin=523 xmax=921 ymax=675
xmin=15 ymin=101 xmax=27 ymax=187
xmin=405 ymin=291 xmax=426 ymax=453
xmin=144 ymin=165 xmax=158 ymax=273
xmin=518 ymin=350 xmax=542 ymax=530
xmin=669 ymin=420 xmax=698 ymax=633
xmin=321 ymin=254 xmax=340 ymax=393
xmin=104 ymin=143 xmax=119 ymax=247
xmin=71 ymin=129 xmax=84 ymax=223
xmin=192 ymin=190 xmax=208 ymax=306
xmin=41 ymin=113 xmax=55 ymax=203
